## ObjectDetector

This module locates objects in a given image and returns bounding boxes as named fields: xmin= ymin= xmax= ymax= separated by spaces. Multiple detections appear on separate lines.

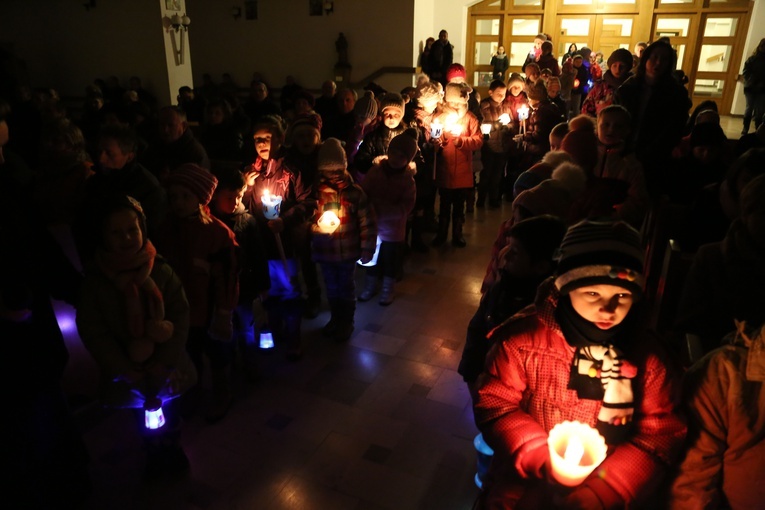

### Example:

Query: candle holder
xmin=357 ymin=236 xmax=382 ymax=267
xmin=144 ymin=397 xmax=166 ymax=430
xmin=430 ymin=120 xmax=443 ymax=140
xmin=261 ymin=189 xmax=283 ymax=220
xmin=547 ymin=421 xmax=607 ymax=487
xmin=258 ymin=328 xmax=275 ymax=350
xmin=317 ymin=203 xmax=341 ymax=235
xmin=480 ymin=123 xmax=492 ymax=140
xmin=498 ymin=113 xmax=511 ymax=126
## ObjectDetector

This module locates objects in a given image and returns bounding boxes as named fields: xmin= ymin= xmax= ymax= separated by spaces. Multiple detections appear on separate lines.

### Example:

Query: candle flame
xmin=563 ymin=435 xmax=585 ymax=466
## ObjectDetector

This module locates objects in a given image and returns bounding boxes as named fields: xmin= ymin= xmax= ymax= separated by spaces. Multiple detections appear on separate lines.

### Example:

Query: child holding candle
xmin=77 ymin=195 xmax=197 ymax=478
xmin=353 ymin=93 xmax=409 ymax=179
xmin=242 ymin=116 xmax=313 ymax=360
xmin=478 ymin=80 xmax=513 ymax=209
xmin=360 ymin=129 xmax=418 ymax=305
xmin=310 ymin=138 xmax=377 ymax=341
xmin=474 ymin=220 xmax=686 ymax=509
xmin=431 ymin=81 xmax=483 ymax=247
xmin=209 ymin=166 xmax=270 ymax=381
xmin=154 ymin=164 xmax=240 ymax=423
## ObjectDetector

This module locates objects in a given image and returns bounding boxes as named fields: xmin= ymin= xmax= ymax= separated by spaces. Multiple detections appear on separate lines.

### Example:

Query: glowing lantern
xmin=547 ymin=421 xmax=607 ymax=487
xmin=144 ymin=397 xmax=166 ymax=430
xmin=259 ymin=328 xmax=275 ymax=349
xmin=480 ymin=123 xmax=492 ymax=139
xmin=473 ymin=433 xmax=494 ymax=488
xmin=517 ymin=106 xmax=530 ymax=121
xmin=317 ymin=203 xmax=341 ymax=234
xmin=430 ymin=120 xmax=443 ymax=139
xmin=574 ymin=78 xmax=581 ymax=89
xmin=261 ymin=189 xmax=283 ymax=220
xmin=498 ymin=113 xmax=511 ymax=126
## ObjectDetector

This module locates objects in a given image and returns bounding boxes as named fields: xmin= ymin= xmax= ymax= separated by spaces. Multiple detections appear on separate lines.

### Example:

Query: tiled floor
xmin=61 ymin=201 xmax=511 ymax=510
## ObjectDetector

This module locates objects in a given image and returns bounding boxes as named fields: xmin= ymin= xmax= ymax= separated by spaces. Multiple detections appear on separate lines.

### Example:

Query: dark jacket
xmin=141 ymin=128 xmax=210 ymax=182
xmin=521 ymin=99 xmax=565 ymax=157
xmin=742 ymin=52 xmax=765 ymax=93
xmin=353 ymin=123 xmax=407 ymax=175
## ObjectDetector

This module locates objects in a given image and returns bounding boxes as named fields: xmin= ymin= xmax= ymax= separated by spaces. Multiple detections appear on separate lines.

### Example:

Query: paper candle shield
xmin=357 ymin=236 xmax=382 ymax=267
xmin=547 ymin=421 xmax=607 ymax=487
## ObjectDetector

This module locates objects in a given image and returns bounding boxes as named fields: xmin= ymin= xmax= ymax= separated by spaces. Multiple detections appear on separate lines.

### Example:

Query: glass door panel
xmin=513 ymin=0 xmax=542 ymax=6
xmin=703 ymin=17 xmax=738 ymax=37
xmin=655 ymin=17 xmax=690 ymax=37
xmin=653 ymin=15 xmax=696 ymax=71
xmin=476 ymin=18 xmax=501 ymax=36
xmin=698 ymin=45 xmax=733 ymax=72
xmin=510 ymin=18 xmax=541 ymax=36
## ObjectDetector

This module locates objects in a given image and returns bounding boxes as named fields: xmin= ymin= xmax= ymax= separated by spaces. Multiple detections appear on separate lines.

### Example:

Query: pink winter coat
xmin=433 ymin=109 xmax=483 ymax=189
xmin=362 ymin=160 xmax=416 ymax=242
xmin=474 ymin=279 xmax=686 ymax=508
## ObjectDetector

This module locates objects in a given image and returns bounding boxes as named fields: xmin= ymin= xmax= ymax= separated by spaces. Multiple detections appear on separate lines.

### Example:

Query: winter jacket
xmin=614 ymin=75 xmax=690 ymax=194
xmin=503 ymin=93 xmax=530 ymax=137
xmin=154 ymin=214 xmax=239 ymax=328
xmin=362 ymin=160 xmax=416 ymax=242
xmin=433 ymin=109 xmax=483 ymax=189
xmin=310 ymin=174 xmax=377 ymax=263
xmin=212 ymin=203 xmax=270 ymax=303
xmin=76 ymin=256 xmax=197 ymax=408
xmin=742 ymin=52 xmax=765 ymax=93
xmin=141 ymin=128 xmax=210 ymax=181
xmin=491 ymin=54 xmax=509 ymax=79
xmin=593 ymin=144 xmax=651 ymax=228
xmin=242 ymin=156 xmax=314 ymax=259
xmin=670 ymin=332 xmax=765 ymax=510
xmin=475 ymin=279 xmax=686 ymax=508
xmin=479 ymin=97 xmax=514 ymax=153
xmin=520 ymin=100 xmax=565 ymax=157
xmin=676 ymin=219 xmax=765 ymax=355
xmin=536 ymin=53 xmax=561 ymax=76
xmin=354 ymin=123 xmax=407 ymax=175
xmin=571 ymin=64 xmax=589 ymax=96
xmin=581 ymin=71 xmax=626 ymax=117
xmin=559 ymin=58 xmax=577 ymax=101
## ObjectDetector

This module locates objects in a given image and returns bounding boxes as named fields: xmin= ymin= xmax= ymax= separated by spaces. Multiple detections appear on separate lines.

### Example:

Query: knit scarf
xmin=556 ymin=296 xmax=637 ymax=443
xmin=96 ymin=240 xmax=164 ymax=340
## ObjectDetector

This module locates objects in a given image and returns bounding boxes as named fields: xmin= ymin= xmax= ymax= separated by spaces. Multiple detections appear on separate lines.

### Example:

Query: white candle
xmin=547 ymin=421 xmax=607 ymax=487
xmin=261 ymin=189 xmax=283 ymax=220
xmin=481 ymin=123 xmax=492 ymax=136
xmin=317 ymin=210 xmax=340 ymax=234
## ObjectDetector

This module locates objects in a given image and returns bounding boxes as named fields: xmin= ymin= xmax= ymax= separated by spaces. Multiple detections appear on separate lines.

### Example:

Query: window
xmin=476 ymin=18 xmax=501 ymax=36
xmin=703 ymin=17 xmax=738 ymax=37
xmin=511 ymin=18 xmax=541 ymax=36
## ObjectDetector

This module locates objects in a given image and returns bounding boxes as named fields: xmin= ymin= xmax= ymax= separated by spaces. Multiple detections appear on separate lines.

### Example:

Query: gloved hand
xmin=515 ymin=443 xmax=550 ymax=479
xmin=563 ymin=479 xmax=624 ymax=510
xmin=209 ymin=309 xmax=234 ymax=342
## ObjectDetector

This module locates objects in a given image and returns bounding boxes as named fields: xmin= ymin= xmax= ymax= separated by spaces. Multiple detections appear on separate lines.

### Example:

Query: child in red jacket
xmin=474 ymin=220 xmax=686 ymax=509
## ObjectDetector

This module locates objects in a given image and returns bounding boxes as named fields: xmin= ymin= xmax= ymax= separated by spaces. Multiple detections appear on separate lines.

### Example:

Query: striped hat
xmin=554 ymin=220 xmax=645 ymax=298
xmin=165 ymin=163 xmax=218 ymax=206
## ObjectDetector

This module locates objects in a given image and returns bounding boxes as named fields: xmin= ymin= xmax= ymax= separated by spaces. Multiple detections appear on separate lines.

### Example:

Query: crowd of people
xmin=2 ymin=29 xmax=765 ymax=509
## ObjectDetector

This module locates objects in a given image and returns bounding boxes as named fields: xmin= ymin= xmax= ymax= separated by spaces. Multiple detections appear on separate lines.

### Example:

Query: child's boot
xmin=358 ymin=274 xmax=379 ymax=301
xmin=333 ymin=299 xmax=356 ymax=342
xmin=379 ymin=277 xmax=396 ymax=306
xmin=452 ymin=219 xmax=467 ymax=247
xmin=432 ymin=217 xmax=449 ymax=246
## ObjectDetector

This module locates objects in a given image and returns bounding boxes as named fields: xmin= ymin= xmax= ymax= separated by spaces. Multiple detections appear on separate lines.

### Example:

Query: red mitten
xmin=563 ymin=478 xmax=624 ymax=510
xmin=515 ymin=443 xmax=550 ymax=479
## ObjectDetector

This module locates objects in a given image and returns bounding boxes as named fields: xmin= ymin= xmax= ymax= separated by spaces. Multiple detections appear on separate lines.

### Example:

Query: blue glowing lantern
xmin=474 ymin=433 xmax=494 ymax=489
xmin=259 ymin=328 xmax=275 ymax=350
xmin=144 ymin=397 xmax=166 ymax=430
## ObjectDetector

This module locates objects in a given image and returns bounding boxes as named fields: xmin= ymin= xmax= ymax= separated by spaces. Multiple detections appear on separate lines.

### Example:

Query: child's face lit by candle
xmin=253 ymin=128 xmax=280 ymax=161
xmin=569 ymin=284 xmax=634 ymax=330
xmin=509 ymin=83 xmax=524 ymax=97
xmin=382 ymin=107 xmax=403 ymax=129
xmin=489 ymin=86 xmax=507 ymax=104
xmin=213 ymin=186 xmax=245 ymax=215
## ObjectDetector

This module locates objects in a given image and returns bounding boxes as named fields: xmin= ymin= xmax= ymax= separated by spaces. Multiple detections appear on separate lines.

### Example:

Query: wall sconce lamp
xmin=169 ymin=13 xmax=191 ymax=65
xmin=231 ymin=6 xmax=242 ymax=20
xmin=324 ymin=1 xmax=334 ymax=15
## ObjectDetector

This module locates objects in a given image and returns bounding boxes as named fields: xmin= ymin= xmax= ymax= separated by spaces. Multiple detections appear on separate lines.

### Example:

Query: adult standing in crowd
xmin=739 ymin=38 xmax=765 ymax=135
xmin=428 ymin=30 xmax=454 ymax=86
xmin=615 ymin=39 xmax=690 ymax=198
xmin=491 ymin=45 xmax=509 ymax=80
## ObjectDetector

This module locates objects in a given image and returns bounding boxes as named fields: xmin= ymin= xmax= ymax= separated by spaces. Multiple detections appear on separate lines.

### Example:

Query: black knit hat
xmin=554 ymin=220 xmax=645 ymax=297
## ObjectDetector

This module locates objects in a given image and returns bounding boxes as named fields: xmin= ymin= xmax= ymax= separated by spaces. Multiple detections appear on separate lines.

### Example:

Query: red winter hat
xmin=166 ymin=163 xmax=218 ymax=206
xmin=446 ymin=63 xmax=467 ymax=83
